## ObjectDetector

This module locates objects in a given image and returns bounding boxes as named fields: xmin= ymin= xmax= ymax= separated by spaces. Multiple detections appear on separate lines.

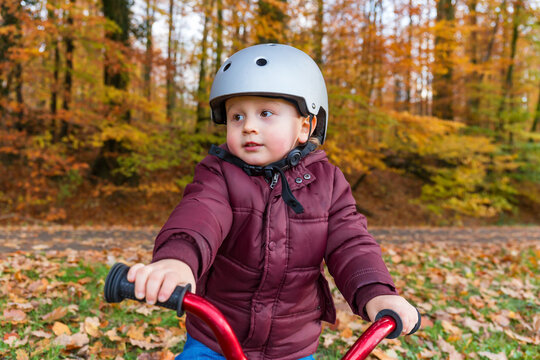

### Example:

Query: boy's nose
xmin=242 ymin=116 xmax=258 ymax=134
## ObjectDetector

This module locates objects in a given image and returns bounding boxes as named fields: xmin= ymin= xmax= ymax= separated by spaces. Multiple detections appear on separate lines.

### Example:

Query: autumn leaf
xmin=41 ymin=307 xmax=68 ymax=322
xmin=83 ymin=316 xmax=102 ymax=337
xmin=478 ymin=352 xmax=508 ymax=360
xmin=53 ymin=332 xmax=90 ymax=349
xmin=52 ymin=321 xmax=71 ymax=336
xmin=437 ymin=337 xmax=464 ymax=360
xmin=3 ymin=309 xmax=27 ymax=323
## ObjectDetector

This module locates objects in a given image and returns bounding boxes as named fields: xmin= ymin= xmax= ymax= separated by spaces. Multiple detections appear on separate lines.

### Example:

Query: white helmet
xmin=209 ymin=43 xmax=329 ymax=144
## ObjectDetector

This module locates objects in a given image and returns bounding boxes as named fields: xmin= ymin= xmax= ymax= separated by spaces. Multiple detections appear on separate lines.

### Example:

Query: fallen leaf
xmin=159 ymin=349 xmax=175 ymax=360
xmin=84 ymin=316 xmax=101 ymax=337
xmin=127 ymin=324 xmax=147 ymax=341
xmin=490 ymin=313 xmax=510 ymax=327
xmin=462 ymin=317 xmax=486 ymax=334
xmin=15 ymin=349 xmax=29 ymax=360
xmin=478 ymin=351 xmax=508 ymax=360
xmin=42 ymin=307 xmax=68 ymax=322
xmin=52 ymin=321 xmax=71 ymax=336
xmin=30 ymin=330 xmax=52 ymax=339
xmin=3 ymin=309 xmax=27 ymax=323
xmin=53 ymin=332 xmax=90 ymax=349
xmin=105 ymin=328 xmax=123 ymax=342
xmin=372 ymin=348 xmax=399 ymax=360
xmin=437 ymin=337 xmax=464 ymax=360
xmin=441 ymin=320 xmax=462 ymax=336
xmin=129 ymin=338 xmax=160 ymax=350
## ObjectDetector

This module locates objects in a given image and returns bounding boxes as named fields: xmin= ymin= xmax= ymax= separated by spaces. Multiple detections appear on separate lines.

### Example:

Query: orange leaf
xmin=42 ymin=307 xmax=68 ymax=322
xmin=52 ymin=321 xmax=71 ymax=336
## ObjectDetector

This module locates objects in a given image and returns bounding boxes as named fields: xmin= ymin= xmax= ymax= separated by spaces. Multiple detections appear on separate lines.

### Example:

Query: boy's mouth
xmin=244 ymin=141 xmax=262 ymax=150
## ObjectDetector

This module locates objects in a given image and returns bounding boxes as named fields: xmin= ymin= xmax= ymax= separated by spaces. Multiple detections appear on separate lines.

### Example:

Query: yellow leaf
xmin=126 ymin=324 xmax=147 ymax=341
xmin=52 ymin=321 xmax=71 ymax=336
xmin=15 ymin=349 xmax=29 ymax=360
xmin=84 ymin=316 xmax=101 ymax=337
xmin=340 ymin=327 xmax=353 ymax=338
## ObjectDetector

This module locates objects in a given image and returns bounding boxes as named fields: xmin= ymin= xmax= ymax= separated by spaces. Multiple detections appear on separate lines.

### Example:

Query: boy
xmin=128 ymin=44 xmax=419 ymax=359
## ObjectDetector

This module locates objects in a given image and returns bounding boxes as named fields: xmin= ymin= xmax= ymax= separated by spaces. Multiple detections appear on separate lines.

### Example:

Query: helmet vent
xmin=256 ymin=58 xmax=268 ymax=66
xmin=223 ymin=63 xmax=231 ymax=72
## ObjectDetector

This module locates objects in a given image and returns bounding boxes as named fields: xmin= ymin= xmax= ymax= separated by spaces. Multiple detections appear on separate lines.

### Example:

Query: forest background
xmin=0 ymin=0 xmax=539 ymax=227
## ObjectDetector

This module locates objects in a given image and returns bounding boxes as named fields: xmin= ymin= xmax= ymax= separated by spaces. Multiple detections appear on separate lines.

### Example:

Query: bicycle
xmin=104 ymin=262 xmax=421 ymax=360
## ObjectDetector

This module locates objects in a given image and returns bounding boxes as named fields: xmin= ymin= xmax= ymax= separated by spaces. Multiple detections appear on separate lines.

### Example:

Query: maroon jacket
xmin=153 ymin=146 xmax=397 ymax=359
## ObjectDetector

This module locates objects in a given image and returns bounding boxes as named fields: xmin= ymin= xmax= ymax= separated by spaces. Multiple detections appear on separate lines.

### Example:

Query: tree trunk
xmin=47 ymin=2 xmax=59 ymax=139
xmin=257 ymin=0 xmax=288 ymax=43
xmin=60 ymin=0 xmax=75 ymax=140
xmin=214 ymin=0 xmax=223 ymax=76
xmin=14 ymin=62 xmax=23 ymax=130
xmin=314 ymin=0 xmax=323 ymax=66
xmin=530 ymin=81 xmax=540 ymax=133
xmin=405 ymin=0 xmax=413 ymax=112
xmin=465 ymin=0 xmax=480 ymax=126
xmin=91 ymin=0 xmax=133 ymax=183
xmin=143 ymin=0 xmax=155 ymax=117
xmin=51 ymin=40 xmax=59 ymax=138
xmin=432 ymin=0 xmax=455 ymax=120
xmin=196 ymin=0 xmax=211 ymax=126
xmin=166 ymin=0 xmax=176 ymax=122
xmin=496 ymin=0 xmax=522 ymax=137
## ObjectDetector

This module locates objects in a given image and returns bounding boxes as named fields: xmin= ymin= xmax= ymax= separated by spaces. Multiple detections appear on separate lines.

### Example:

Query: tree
xmin=313 ymin=0 xmax=324 ymax=66
xmin=196 ymin=0 xmax=211 ymax=126
xmin=166 ymin=0 xmax=177 ymax=122
xmin=496 ymin=0 xmax=523 ymax=139
xmin=432 ymin=0 xmax=455 ymax=120
xmin=143 ymin=0 xmax=156 ymax=120
xmin=59 ymin=0 xmax=76 ymax=140
xmin=256 ymin=0 xmax=288 ymax=43
xmin=0 ymin=0 xmax=24 ymax=127
xmin=91 ymin=0 xmax=133 ymax=183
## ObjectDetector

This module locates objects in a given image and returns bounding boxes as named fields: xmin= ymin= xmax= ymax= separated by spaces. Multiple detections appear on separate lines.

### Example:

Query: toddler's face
xmin=225 ymin=96 xmax=309 ymax=166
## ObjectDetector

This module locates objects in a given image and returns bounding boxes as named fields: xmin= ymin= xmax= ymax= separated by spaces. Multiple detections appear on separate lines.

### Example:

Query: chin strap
xmin=209 ymin=142 xmax=316 ymax=214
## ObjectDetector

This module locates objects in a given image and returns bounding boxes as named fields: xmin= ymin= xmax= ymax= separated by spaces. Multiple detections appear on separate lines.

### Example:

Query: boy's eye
xmin=232 ymin=114 xmax=244 ymax=121
xmin=261 ymin=110 xmax=273 ymax=118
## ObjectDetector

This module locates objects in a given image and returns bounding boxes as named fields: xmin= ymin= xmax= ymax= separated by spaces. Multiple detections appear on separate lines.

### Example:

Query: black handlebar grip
xmin=104 ymin=262 xmax=192 ymax=317
xmin=408 ymin=308 xmax=422 ymax=335
xmin=375 ymin=308 xmax=421 ymax=339
xmin=375 ymin=309 xmax=403 ymax=339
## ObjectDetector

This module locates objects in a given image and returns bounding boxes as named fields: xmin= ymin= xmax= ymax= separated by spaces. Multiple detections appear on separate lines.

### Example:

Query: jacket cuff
xmin=152 ymin=232 xmax=202 ymax=282
xmin=354 ymin=283 xmax=399 ymax=321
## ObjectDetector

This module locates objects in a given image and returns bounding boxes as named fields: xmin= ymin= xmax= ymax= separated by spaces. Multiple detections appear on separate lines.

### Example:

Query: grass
xmin=1 ymin=239 xmax=538 ymax=359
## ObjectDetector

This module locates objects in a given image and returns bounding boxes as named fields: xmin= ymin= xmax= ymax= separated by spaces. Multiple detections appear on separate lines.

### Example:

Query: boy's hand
xmin=127 ymin=259 xmax=196 ymax=306
xmin=365 ymin=295 xmax=419 ymax=335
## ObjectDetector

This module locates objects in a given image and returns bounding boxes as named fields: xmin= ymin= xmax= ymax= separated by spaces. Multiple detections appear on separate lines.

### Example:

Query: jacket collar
xmin=209 ymin=144 xmax=326 ymax=214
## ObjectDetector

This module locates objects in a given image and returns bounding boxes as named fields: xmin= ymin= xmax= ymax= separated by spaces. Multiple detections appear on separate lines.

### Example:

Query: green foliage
xmin=379 ymin=111 xmax=524 ymax=221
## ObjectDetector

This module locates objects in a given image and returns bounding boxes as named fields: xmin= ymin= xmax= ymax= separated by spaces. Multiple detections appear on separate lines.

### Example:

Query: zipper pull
xmin=270 ymin=173 xmax=279 ymax=189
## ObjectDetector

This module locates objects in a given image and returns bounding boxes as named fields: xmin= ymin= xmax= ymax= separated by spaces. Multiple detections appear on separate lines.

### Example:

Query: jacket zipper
xmin=269 ymin=173 xmax=279 ymax=189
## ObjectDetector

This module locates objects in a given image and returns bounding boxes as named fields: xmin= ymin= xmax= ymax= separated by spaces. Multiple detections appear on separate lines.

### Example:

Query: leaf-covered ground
xmin=0 ymin=227 xmax=538 ymax=359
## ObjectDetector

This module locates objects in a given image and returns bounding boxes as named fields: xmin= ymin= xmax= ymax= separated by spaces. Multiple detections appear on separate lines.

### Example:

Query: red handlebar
xmin=342 ymin=316 xmax=397 ymax=360
xmin=182 ymin=292 xmax=248 ymax=360
xmin=183 ymin=292 xmax=396 ymax=360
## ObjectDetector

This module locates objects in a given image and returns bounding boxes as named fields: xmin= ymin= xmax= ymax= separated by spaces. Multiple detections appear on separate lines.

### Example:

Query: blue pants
xmin=176 ymin=334 xmax=316 ymax=360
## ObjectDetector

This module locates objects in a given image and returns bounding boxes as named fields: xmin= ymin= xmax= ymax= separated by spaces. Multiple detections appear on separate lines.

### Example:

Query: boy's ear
xmin=299 ymin=115 xmax=317 ymax=144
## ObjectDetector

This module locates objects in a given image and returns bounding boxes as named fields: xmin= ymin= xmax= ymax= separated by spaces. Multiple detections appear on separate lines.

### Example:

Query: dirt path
xmin=1 ymin=226 xmax=538 ymax=253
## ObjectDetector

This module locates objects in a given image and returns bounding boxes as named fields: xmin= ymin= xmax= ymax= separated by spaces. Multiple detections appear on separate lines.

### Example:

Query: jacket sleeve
xmin=325 ymin=165 xmax=397 ymax=319
xmin=151 ymin=155 xmax=233 ymax=280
